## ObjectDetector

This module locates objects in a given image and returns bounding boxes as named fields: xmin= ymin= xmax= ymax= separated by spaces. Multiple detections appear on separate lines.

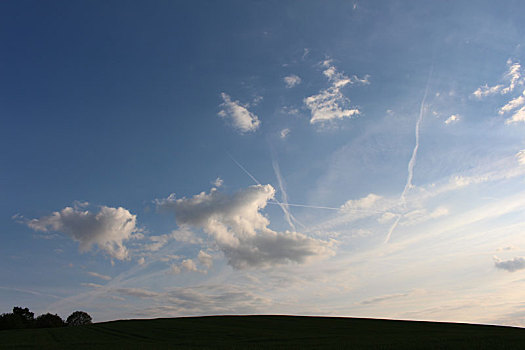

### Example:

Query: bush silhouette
xmin=66 ymin=311 xmax=92 ymax=326
xmin=35 ymin=313 xmax=65 ymax=328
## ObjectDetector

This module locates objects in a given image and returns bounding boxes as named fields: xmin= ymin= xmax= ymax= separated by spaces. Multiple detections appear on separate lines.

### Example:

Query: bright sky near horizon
xmin=2 ymin=1 xmax=525 ymax=326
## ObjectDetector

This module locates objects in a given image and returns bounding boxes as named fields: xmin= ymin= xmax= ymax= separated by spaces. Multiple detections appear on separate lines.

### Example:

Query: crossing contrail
xmin=229 ymin=154 xmax=306 ymax=229
xmin=272 ymin=158 xmax=297 ymax=231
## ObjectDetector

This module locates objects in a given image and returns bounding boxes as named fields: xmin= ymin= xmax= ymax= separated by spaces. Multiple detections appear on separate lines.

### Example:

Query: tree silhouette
xmin=35 ymin=313 xmax=65 ymax=328
xmin=13 ymin=307 xmax=34 ymax=323
xmin=0 ymin=307 xmax=35 ymax=329
xmin=66 ymin=311 xmax=92 ymax=326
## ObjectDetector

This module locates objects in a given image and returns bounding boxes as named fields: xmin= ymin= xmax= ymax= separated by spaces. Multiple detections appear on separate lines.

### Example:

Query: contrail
xmin=383 ymin=215 xmax=401 ymax=244
xmin=228 ymin=153 xmax=261 ymax=185
xmin=268 ymin=202 xmax=340 ymax=210
xmin=272 ymin=158 xmax=297 ymax=231
xmin=401 ymin=69 xmax=432 ymax=203
xmin=385 ymin=67 xmax=433 ymax=244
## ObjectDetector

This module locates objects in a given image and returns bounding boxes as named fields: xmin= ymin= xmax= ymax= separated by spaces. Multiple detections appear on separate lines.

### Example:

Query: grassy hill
xmin=1 ymin=315 xmax=524 ymax=349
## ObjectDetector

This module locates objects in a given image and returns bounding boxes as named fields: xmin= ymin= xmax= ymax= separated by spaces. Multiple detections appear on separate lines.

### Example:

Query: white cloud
xmin=494 ymin=256 xmax=525 ymax=272
xmin=505 ymin=106 xmax=525 ymax=124
xmin=304 ymin=61 xmax=366 ymax=124
xmin=81 ymin=283 xmax=103 ymax=289
xmin=473 ymin=60 xmax=523 ymax=99
xmin=181 ymin=259 xmax=199 ymax=272
xmin=218 ymin=93 xmax=260 ymax=133
xmin=499 ymin=90 xmax=525 ymax=115
xmin=340 ymin=193 xmax=382 ymax=212
xmin=516 ymin=150 xmax=525 ymax=165
xmin=280 ymin=128 xmax=290 ymax=139
xmin=157 ymin=185 xmax=334 ymax=269
xmin=26 ymin=204 xmax=138 ymax=260
xmin=472 ymin=84 xmax=503 ymax=99
xmin=284 ymin=74 xmax=301 ymax=88
xmin=445 ymin=114 xmax=460 ymax=124
xmin=87 ymin=271 xmax=112 ymax=281
xmin=198 ymin=250 xmax=213 ymax=268
xmin=501 ymin=60 xmax=522 ymax=94
xmin=213 ymin=177 xmax=223 ymax=188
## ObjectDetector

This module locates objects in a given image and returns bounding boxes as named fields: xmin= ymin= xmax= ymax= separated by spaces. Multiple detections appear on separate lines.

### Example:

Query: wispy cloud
xmin=499 ymin=90 xmax=525 ymax=115
xmin=516 ymin=150 xmax=525 ymax=165
xmin=359 ymin=292 xmax=410 ymax=305
xmin=472 ymin=84 xmax=503 ymax=99
xmin=218 ymin=93 xmax=260 ymax=133
xmin=87 ymin=271 xmax=112 ymax=281
xmin=120 ymin=285 xmax=272 ymax=316
xmin=473 ymin=59 xmax=523 ymax=99
xmin=284 ymin=74 xmax=301 ymax=88
xmin=505 ymin=106 xmax=525 ymax=124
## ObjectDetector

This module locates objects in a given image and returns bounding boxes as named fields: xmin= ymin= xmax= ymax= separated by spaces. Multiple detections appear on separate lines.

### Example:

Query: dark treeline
xmin=0 ymin=307 xmax=92 ymax=330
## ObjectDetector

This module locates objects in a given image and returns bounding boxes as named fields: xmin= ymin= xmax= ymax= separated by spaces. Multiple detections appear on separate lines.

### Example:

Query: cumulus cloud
xmin=516 ymin=150 xmax=525 ymax=165
xmin=218 ymin=93 xmax=260 ymax=133
xmin=284 ymin=74 xmax=301 ymax=88
xmin=445 ymin=114 xmax=460 ymax=124
xmin=494 ymin=256 xmax=525 ymax=272
xmin=157 ymin=185 xmax=334 ymax=269
xmin=304 ymin=61 xmax=366 ymax=124
xmin=26 ymin=204 xmax=138 ymax=260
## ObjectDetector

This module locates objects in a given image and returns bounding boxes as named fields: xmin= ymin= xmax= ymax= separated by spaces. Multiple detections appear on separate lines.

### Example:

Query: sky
xmin=2 ymin=0 xmax=525 ymax=326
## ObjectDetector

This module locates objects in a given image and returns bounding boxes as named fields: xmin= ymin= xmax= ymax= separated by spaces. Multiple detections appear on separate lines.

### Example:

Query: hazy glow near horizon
xmin=2 ymin=1 xmax=525 ymax=327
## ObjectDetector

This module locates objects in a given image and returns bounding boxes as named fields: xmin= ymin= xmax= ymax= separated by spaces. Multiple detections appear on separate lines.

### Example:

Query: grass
xmin=1 ymin=315 xmax=524 ymax=349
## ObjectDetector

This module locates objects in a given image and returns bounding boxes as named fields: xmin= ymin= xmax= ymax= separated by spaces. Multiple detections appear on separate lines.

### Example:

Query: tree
xmin=0 ymin=313 xmax=25 ymax=330
xmin=35 ymin=313 xmax=65 ymax=328
xmin=66 ymin=311 xmax=92 ymax=326
xmin=12 ymin=307 xmax=34 ymax=323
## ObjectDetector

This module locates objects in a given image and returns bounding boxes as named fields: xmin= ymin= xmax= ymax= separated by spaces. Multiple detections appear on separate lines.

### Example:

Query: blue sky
xmin=2 ymin=0 xmax=525 ymax=325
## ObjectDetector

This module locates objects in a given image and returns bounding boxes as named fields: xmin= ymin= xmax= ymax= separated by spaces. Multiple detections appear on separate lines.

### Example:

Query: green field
xmin=1 ymin=315 xmax=524 ymax=349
